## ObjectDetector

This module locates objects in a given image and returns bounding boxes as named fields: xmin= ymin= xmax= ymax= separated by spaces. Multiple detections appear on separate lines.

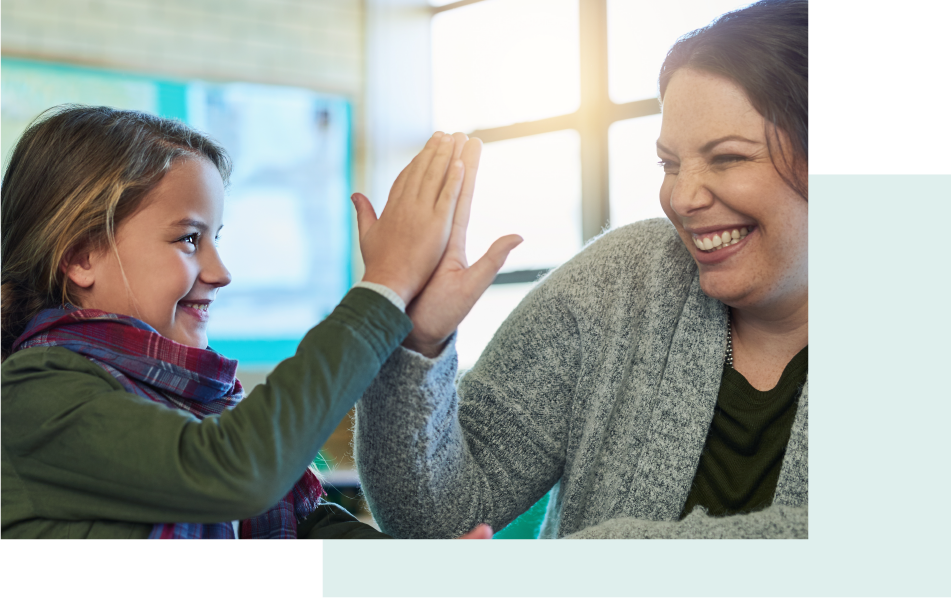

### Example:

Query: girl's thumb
xmin=351 ymin=193 xmax=378 ymax=238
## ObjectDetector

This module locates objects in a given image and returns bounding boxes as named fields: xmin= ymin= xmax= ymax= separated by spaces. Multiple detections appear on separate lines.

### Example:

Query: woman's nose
xmin=668 ymin=167 xmax=715 ymax=217
xmin=201 ymin=247 xmax=232 ymax=288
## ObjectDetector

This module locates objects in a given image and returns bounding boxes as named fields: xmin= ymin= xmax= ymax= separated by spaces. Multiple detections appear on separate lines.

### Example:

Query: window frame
xmin=431 ymin=0 xmax=661 ymax=284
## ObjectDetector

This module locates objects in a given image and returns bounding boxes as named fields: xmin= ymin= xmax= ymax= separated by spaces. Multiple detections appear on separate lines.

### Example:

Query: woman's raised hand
xmin=403 ymin=132 xmax=523 ymax=358
xmin=351 ymin=132 xmax=464 ymax=305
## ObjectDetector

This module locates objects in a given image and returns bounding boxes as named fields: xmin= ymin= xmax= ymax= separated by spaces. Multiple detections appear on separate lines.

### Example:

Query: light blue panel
xmin=208 ymin=339 xmax=302 ymax=368
xmin=156 ymin=81 xmax=189 ymax=121
xmin=324 ymin=175 xmax=950 ymax=597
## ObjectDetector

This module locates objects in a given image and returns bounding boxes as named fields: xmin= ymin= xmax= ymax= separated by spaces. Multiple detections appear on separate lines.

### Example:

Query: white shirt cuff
xmin=352 ymin=281 xmax=406 ymax=312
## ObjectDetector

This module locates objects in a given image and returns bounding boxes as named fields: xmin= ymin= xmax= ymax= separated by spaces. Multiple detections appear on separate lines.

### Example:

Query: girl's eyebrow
xmin=171 ymin=218 xmax=208 ymax=232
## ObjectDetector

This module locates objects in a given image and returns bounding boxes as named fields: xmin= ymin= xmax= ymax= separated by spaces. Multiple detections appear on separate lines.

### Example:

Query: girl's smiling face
xmin=68 ymin=157 xmax=231 ymax=348
xmin=657 ymin=68 xmax=807 ymax=316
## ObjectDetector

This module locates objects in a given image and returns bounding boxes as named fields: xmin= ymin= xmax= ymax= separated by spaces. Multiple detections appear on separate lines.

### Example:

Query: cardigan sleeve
xmin=1 ymin=288 xmax=412 ymax=533
xmin=564 ymin=505 xmax=808 ymax=539
xmin=355 ymin=272 xmax=582 ymax=539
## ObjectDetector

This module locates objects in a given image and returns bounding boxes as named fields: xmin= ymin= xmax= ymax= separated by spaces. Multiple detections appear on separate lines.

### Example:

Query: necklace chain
xmin=725 ymin=309 xmax=734 ymax=368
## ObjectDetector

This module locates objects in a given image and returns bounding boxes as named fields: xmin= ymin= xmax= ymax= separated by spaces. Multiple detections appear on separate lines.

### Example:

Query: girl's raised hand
xmin=351 ymin=132 xmax=464 ymax=305
xmin=403 ymin=132 xmax=523 ymax=358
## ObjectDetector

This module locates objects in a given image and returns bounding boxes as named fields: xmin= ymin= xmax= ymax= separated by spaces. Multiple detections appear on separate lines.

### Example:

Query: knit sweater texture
xmin=355 ymin=219 xmax=807 ymax=539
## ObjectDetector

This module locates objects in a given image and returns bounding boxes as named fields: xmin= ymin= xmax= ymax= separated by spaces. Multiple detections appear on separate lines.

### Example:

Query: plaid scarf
xmin=14 ymin=307 xmax=325 ymax=539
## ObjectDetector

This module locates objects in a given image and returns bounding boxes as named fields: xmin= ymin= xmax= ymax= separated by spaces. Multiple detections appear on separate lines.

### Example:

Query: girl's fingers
xmin=417 ymin=133 xmax=455 ymax=206
xmin=401 ymin=132 xmax=447 ymax=203
xmin=387 ymin=160 xmax=413 ymax=205
xmin=450 ymin=132 xmax=469 ymax=163
xmin=435 ymin=159 xmax=465 ymax=216
xmin=351 ymin=193 xmax=378 ymax=239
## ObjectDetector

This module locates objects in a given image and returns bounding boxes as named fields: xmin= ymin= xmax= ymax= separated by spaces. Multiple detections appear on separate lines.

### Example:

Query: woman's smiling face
xmin=657 ymin=68 xmax=807 ymax=315
xmin=72 ymin=157 xmax=231 ymax=348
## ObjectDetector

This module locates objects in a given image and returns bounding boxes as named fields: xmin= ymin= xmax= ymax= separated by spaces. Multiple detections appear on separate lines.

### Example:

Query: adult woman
xmin=354 ymin=0 xmax=808 ymax=539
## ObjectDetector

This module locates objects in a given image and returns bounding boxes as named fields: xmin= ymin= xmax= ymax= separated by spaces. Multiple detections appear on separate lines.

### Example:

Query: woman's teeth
xmin=180 ymin=303 xmax=209 ymax=311
xmin=693 ymin=227 xmax=749 ymax=252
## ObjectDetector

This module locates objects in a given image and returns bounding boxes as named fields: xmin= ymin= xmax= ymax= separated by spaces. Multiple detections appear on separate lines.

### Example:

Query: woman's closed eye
xmin=711 ymin=154 xmax=748 ymax=166
xmin=657 ymin=159 xmax=679 ymax=174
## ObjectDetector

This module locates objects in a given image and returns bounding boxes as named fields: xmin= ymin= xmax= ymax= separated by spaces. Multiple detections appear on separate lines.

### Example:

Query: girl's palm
xmin=403 ymin=133 xmax=522 ymax=358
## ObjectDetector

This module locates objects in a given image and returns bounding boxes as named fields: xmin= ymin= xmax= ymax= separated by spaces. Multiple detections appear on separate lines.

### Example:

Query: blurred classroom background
xmin=1 ymin=0 xmax=751 ymax=537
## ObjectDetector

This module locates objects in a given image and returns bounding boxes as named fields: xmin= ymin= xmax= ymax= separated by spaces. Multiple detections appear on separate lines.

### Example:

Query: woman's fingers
xmin=445 ymin=137 xmax=483 ymax=258
xmin=466 ymin=234 xmax=523 ymax=293
xmin=350 ymin=193 xmax=378 ymax=239
xmin=456 ymin=524 xmax=493 ymax=539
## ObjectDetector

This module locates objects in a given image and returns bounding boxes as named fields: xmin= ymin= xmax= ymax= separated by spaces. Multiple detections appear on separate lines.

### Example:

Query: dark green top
xmin=680 ymin=346 xmax=808 ymax=518
xmin=1 ymin=288 xmax=412 ymax=539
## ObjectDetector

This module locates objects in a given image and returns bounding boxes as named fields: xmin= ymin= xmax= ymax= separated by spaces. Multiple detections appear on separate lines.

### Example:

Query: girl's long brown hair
xmin=1 ymin=105 xmax=232 ymax=361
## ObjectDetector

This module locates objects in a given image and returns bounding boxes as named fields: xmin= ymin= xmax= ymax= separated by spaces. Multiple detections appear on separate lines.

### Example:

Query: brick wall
xmin=1 ymin=0 xmax=364 ymax=95
xmin=1 ymin=0 xmax=368 ymax=212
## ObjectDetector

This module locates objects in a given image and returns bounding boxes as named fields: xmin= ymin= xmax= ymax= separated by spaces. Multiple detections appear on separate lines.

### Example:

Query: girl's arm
xmin=1 ymin=133 xmax=471 ymax=534
xmin=1 ymin=288 xmax=410 ymax=528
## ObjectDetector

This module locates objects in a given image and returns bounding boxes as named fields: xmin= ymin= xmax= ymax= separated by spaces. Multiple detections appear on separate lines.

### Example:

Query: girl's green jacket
xmin=1 ymin=288 xmax=410 ymax=539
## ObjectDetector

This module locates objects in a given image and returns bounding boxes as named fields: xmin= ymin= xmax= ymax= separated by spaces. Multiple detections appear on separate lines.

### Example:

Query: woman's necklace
xmin=725 ymin=309 xmax=734 ymax=368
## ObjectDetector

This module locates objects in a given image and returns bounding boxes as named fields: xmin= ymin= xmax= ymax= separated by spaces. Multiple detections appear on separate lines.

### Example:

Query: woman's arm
xmin=355 ymin=271 xmax=581 ymax=538
xmin=564 ymin=505 xmax=808 ymax=539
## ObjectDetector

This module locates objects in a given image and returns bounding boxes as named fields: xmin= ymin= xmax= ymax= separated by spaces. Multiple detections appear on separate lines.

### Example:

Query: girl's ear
xmin=61 ymin=246 xmax=96 ymax=289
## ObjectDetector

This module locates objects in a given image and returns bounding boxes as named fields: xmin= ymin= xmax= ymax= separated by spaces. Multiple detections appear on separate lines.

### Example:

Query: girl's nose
xmin=201 ymin=247 xmax=232 ymax=288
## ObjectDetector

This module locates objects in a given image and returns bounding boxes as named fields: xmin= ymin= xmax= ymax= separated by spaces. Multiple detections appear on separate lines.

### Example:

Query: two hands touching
xmin=352 ymin=131 xmax=523 ymax=358
xmin=351 ymin=131 xmax=520 ymax=539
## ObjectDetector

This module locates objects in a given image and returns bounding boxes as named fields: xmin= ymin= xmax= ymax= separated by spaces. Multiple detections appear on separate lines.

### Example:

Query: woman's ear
xmin=60 ymin=246 xmax=96 ymax=289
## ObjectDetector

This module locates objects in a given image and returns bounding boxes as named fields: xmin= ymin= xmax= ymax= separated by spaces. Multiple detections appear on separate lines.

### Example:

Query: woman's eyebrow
xmin=699 ymin=134 xmax=760 ymax=153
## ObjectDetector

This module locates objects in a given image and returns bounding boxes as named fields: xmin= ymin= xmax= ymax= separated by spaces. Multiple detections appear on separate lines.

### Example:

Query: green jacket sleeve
xmin=1 ymin=288 xmax=411 ymax=533
xmin=297 ymin=501 xmax=392 ymax=539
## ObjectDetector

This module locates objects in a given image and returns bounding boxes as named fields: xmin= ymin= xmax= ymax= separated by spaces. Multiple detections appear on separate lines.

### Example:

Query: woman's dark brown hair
xmin=1 ymin=105 xmax=232 ymax=360
xmin=659 ymin=0 xmax=807 ymax=199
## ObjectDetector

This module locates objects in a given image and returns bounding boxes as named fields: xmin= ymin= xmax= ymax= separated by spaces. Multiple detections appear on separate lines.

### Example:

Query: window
xmin=429 ymin=0 xmax=752 ymax=368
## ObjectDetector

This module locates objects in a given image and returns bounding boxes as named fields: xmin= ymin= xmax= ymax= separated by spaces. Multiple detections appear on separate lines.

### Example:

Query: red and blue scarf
xmin=14 ymin=307 xmax=325 ymax=539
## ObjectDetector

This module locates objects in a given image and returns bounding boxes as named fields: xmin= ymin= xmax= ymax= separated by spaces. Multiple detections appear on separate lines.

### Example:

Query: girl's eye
xmin=178 ymin=233 xmax=199 ymax=247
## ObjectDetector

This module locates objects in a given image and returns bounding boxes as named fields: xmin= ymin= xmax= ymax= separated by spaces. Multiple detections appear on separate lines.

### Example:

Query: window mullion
xmin=579 ymin=0 xmax=610 ymax=242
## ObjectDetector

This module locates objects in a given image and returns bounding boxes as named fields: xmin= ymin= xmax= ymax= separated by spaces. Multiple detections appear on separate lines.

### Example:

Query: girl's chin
xmin=167 ymin=330 xmax=208 ymax=349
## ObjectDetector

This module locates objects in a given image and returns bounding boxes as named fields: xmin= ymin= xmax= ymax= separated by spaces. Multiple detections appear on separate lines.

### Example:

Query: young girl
xmin=0 ymin=104 xmax=503 ymax=539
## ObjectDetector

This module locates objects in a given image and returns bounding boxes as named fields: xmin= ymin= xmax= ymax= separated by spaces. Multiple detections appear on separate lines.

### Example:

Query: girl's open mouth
xmin=177 ymin=301 xmax=210 ymax=322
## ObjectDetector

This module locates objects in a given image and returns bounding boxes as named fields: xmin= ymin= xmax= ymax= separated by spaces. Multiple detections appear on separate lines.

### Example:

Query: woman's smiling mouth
xmin=691 ymin=226 xmax=753 ymax=252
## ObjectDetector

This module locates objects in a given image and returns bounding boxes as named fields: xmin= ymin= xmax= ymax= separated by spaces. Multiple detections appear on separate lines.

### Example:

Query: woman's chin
xmin=698 ymin=272 xmax=751 ymax=307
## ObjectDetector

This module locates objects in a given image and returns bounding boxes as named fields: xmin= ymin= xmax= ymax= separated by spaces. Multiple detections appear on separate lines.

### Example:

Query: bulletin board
xmin=1 ymin=58 xmax=353 ymax=367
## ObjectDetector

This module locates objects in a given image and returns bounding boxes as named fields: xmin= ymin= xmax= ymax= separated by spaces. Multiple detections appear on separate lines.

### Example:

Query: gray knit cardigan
xmin=355 ymin=219 xmax=808 ymax=539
